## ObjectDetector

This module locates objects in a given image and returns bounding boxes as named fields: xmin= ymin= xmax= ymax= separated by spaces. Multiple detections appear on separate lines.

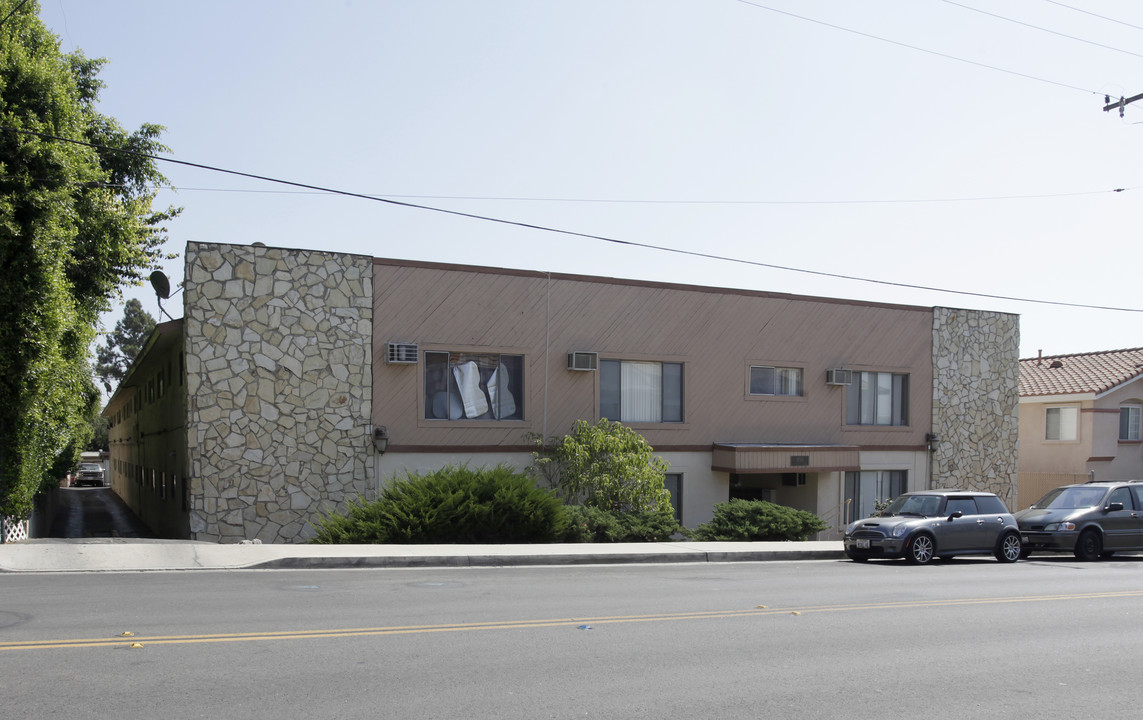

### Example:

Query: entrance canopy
xmin=712 ymin=443 xmax=860 ymax=474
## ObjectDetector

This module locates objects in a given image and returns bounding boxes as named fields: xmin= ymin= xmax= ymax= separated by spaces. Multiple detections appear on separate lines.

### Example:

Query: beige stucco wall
xmin=183 ymin=243 xmax=374 ymax=542
xmin=930 ymin=308 xmax=1020 ymax=507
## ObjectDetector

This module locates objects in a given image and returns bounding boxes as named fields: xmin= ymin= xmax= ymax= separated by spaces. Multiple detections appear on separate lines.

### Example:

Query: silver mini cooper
xmin=844 ymin=490 xmax=1022 ymax=564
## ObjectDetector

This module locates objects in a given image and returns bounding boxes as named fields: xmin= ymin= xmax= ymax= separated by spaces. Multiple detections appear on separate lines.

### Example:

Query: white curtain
xmin=621 ymin=361 xmax=661 ymax=422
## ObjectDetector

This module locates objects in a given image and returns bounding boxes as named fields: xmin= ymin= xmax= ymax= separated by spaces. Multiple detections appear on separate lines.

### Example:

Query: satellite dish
xmin=149 ymin=271 xmax=171 ymax=300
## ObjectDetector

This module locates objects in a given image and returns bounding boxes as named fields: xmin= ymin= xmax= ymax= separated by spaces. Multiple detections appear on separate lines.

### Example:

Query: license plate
xmin=856 ymin=539 xmax=870 ymax=549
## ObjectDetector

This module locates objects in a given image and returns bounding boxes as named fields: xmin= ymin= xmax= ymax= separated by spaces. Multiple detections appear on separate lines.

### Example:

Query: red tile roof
xmin=1020 ymin=348 xmax=1143 ymax=397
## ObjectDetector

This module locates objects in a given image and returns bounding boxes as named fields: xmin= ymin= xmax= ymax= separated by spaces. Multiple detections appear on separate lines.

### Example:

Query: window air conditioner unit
xmin=386 ymin=342 xmax=419 ymax=364
xmin=826 ymin=368 xmax=853 ymax=386
xmin=567 ymin=351 xmax=599 ymax=371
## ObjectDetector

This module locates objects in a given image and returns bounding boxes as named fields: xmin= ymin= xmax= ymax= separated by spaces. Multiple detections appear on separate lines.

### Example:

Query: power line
xmin=734 ymin=0 xmax=1102 ymax=96
xmin=8 ymin=178 xmax=1133 ymax=206
xmin=4 ymin=123 xmax=1141 ymax=314
xmin=1041 ymin=0 xmax=1143 ymax=34
xmin=939 ymin=0 xmax=1143 ymax=60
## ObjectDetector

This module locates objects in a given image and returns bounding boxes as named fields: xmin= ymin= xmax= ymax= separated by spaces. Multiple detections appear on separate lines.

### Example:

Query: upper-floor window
xmin=424 ymin=351 xmax=523 ymax=421
xmin=1045 ymin=406 xmax=1078 ymax=441
xmin=600 ymin=360 xmax=683 ymax=423
xmin=1121 ymin=405 xmax=1142 ymax=441
xmin=750 ymin=366 xmax=803 ymax=396
xmin=845 ymin=372 xmax=908 ymax=426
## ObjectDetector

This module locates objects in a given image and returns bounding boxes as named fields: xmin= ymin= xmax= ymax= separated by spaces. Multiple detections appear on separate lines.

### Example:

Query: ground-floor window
xmin=844 ymin=470 xmax=907 ymax=522
xmin=664 ymin=473 xmax=683 ymax=522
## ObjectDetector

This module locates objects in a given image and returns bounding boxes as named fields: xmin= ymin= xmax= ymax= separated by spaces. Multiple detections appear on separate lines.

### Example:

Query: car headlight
xmin=891 ymin=525 xmax=909 ymax=538
xmin=845 ymin=522 xmax=860 ymax=536
xmin=1044 ymin=522 xmax=1076 ymax=532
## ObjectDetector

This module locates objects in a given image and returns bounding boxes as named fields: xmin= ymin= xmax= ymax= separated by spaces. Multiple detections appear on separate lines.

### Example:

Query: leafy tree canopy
xmin=95 ymin=298 xmax=156 ymax=389
xmin=0 ymin=1 xmax=179 ymax=517
xmin=530 ymin=418 xmax=671 ymax=513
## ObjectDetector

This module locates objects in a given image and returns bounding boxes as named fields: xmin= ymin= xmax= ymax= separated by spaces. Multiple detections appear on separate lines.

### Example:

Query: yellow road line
xmin=4 ymin=589 xmax=1142 ymax=652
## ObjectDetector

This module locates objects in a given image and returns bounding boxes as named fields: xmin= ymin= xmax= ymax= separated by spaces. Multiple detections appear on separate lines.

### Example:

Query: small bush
xmin=559 ymin=505 xmax=686 ymax=542
xmin=310 ymin=464 xmax=567 ymax=544
xmin=690 ymin=499 xmax=826 ymax=542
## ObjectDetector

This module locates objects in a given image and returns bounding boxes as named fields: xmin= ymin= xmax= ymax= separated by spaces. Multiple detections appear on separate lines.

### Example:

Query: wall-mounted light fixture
xmin=373 ymin=426 xmax=390 ymax=454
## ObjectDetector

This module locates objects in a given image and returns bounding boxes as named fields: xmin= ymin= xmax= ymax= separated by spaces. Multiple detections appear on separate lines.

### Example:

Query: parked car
xmin=1015 ymin=481 xmax=1143 ymax=561
xmin=844 ymin=489 xmax=1022 ymax=564
xmin=73 ymin=463 xmax=106 ymax=487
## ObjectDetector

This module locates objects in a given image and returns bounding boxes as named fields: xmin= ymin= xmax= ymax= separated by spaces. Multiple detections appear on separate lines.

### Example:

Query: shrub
xmin=559 ymin=505 xmax=687 ymax=542
xmin=690 ymin=499 xmax=827 ymax=542
xmin=310 ymin=464 xmax=566 ymax=544
xmin=529 ymin=418 xmax=672 ymax=513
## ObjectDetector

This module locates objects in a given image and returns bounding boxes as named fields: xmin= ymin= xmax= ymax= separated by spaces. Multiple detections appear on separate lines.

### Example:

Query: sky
xmin=33 ymin=0 xmax=1143 ymax=360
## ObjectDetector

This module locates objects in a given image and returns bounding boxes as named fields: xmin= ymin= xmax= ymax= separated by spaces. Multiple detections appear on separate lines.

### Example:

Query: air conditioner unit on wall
xmin=386 ymin=342 xmax=418 ymax=364
xmin=567 ymin=351 xmax=599 ymax=371
xmin=826 ymin=368 xmax=853 ymax=386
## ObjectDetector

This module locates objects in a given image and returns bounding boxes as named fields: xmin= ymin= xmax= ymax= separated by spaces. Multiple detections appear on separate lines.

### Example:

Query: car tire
xmin=1074 ymin=529 xmax=1102 ymax=562
xmin=995 ymin=531 xmax=1022 ymax=563
xmin=904 ymin=534 xmax=935 ymax=565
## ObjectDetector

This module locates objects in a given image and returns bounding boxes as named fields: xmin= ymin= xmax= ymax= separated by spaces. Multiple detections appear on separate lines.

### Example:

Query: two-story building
xmin=1017 ymin=348 xmax=1143 ymax=506
xmin=104 ymin=241 xmax=1020 ymax=542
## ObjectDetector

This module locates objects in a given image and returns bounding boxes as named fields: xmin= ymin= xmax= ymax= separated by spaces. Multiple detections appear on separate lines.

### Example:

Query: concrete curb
xmin=0 ymin=539 xmax=847 ymax=573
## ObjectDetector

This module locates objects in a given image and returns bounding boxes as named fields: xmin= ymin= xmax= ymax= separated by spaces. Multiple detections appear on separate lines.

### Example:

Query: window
xmin=750 ymin=366 xmax=803 ymax=396
xmin=1045 ymin=406 xmax=1078 ymax=441
xmin=664 ymin=473 xmax=683 ymax=522
xmin=845 ymin=372 xmax=908 ymax=426
xmin=1121 ymin=406 xmax=1141 ymax=441
xmin=845 ymin=470 xmax=906 ymax=521
xmin=600 ymin=360 xmax=683 ymax=423
xmin=424 ymin=351 xmax=523 ymax=421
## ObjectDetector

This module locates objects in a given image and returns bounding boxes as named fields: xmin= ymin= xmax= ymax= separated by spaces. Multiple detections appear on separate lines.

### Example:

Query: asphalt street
xmin=3 ymin=556 xmax=1142 ymax=719
xmin=46 ymin=487 xmax=154 ymax=539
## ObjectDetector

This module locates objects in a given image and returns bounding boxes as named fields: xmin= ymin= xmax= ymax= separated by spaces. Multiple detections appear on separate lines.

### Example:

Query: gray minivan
xmin=1015 ymin=481 xmax=1143 ymax=561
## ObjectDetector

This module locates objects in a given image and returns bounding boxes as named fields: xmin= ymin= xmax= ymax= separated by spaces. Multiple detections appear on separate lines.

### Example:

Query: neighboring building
xmin=1017 ymin=348 xmax=1143 ymax=504
xmin=104 ymin=241 xmax=1020 ymax=543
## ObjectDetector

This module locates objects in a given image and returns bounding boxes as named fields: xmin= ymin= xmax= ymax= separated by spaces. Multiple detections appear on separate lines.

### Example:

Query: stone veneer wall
xmin=184 ymin=242 xmax=373 ymax=542
xmin=930 ymin=307 xmax=1020 ymax=507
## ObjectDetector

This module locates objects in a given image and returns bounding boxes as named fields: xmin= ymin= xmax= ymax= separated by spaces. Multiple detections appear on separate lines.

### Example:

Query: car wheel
xmin=995 ymin=531 xmax=1022 ymax=563
xmin=905 ymin=534 xmax=935 ymax=565
xmin=1074 ymin=529 xmax=1102 ymax=561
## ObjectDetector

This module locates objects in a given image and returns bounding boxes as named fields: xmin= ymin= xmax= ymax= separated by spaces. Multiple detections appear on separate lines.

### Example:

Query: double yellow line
xmin=4 ymin=589 xmax=1142 ymax=652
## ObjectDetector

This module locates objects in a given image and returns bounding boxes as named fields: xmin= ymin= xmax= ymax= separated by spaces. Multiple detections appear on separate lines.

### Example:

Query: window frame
xmin=1120 ymin=405 xmax=1142 ymax=442
xmin=422 ymin=349 xmax=525 ymax=422
xmin=1045 ymin=405 xmax=1079 ymax=442
xmin=748 ymin=365 xmax=804 ymax=398
xmin=845 ymin=371 xmax=909 ymax=427
xmin=599 ymin=359 xmax=685 ymax=424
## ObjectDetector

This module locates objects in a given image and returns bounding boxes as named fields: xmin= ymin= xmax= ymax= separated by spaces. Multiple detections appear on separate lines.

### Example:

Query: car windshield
xmin=78 ymin=464 xmax=101 ymax=471
xmin=1032 ymin=486 xmax=1106 ymax=510
xmin=882 ymin=494 xmax=942 ymax=517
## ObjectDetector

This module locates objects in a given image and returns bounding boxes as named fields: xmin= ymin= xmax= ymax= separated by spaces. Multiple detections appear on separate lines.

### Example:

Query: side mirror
xmin=1106 ymin=502 xmax=1125 ymax=512
xmin=947 ymin=510 xmax=963 ymax=521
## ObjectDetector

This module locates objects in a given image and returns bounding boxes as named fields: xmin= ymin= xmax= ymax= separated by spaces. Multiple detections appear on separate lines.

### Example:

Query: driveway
xmin=47 ymin=487 xmax=154 ymax=539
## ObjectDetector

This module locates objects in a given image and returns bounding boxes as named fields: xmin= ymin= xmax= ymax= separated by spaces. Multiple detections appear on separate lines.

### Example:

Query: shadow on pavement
xmin=44 ymin=487 xmax=155 ymax=539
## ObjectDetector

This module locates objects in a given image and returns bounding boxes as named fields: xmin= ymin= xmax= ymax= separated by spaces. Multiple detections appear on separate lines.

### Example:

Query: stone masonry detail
xmin=184 ymin=243 xmax=373 ymax=542
xmin=931 ymin=307 xmax=1020 ymax=507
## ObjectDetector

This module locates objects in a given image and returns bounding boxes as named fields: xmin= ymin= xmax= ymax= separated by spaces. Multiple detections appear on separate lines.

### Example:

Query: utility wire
xmin=0 ymin=0 xmax=31 ymax=30
xmin=1041 ymin=0 xmax=1143 ymax=34
xmin=7 ymin=177 xmax=1133 ymax=205
xmin=939 ymin=0 xmax=1143 ymax=60
xmin=4 ymin=124 xmax=1141 ymax=314
xmin=735 ymin=0 xmax=1102 ymax=96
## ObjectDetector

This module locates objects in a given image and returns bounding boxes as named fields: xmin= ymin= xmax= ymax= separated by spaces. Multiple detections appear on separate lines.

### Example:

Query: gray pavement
xmin=0 ymin=538 xmax=845 ymax=573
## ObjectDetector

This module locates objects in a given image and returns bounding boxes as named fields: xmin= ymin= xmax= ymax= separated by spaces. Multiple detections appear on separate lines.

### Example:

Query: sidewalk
xmin=0 ymin=538 xmax=845 ymax=573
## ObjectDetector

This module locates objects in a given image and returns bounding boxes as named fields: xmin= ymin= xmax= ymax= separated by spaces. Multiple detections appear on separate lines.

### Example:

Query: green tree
xmin=529 ymin=418 xmax=672 ymax=513
xmin=94 ymin=298 xmax=156 ymax=389
xmin=0 ymin=1 xmax=178 ymax=518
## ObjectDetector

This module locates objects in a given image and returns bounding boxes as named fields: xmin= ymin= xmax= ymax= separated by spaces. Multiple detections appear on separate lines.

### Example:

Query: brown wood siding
xmin=373 ymin=260 xmax=934 ymax=450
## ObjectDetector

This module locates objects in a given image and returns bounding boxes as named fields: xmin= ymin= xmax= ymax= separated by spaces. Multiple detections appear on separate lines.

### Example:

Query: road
xmin=3 ymin=556 xmax=1141 ymax=719
xmin=46 ymin=487 xmax=153 ymax=539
